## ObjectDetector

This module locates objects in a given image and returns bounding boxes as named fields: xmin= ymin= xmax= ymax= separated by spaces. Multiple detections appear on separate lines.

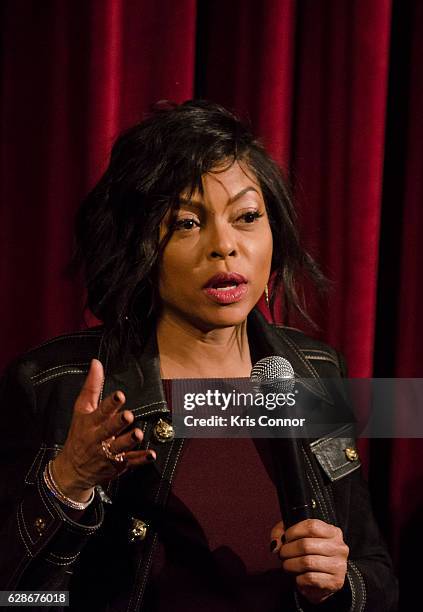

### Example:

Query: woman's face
xmin=157 ymin=160 xmax=273 ymax=331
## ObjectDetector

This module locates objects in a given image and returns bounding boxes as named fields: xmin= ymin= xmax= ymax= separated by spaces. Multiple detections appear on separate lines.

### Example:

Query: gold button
xmin=34 ymin=517 xmax=46 ymax=536
xmin=129 ymin=518 xmax=148 ymax=542
xmin=153 ymin=418 xmax=175 ymax=443
xmin=345 ymin=447 xmax=359 ymax=461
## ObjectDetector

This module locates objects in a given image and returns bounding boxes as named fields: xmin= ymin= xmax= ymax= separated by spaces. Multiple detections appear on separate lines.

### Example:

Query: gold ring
xmin=101 ymin=436 xmax=127 ymax=464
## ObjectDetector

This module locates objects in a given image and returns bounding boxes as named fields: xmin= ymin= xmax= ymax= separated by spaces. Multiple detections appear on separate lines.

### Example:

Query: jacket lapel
xmin=100 ymin=328 xmax=169 ymax=419
xmin=247 ymin=308 xmax=331 ymax=403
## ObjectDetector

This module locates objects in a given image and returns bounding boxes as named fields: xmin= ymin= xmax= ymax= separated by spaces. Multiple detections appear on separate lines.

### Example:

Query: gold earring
xmin=264 ymin=284 xmax=270 ymax=308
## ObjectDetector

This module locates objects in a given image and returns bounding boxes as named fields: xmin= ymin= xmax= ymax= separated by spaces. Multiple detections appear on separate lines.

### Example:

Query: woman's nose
xmin=207 ymin=222 xmax=237 ymax=259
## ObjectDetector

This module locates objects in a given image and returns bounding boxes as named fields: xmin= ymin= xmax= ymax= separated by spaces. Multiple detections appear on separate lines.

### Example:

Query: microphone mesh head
xmin=250 ymin=356 xmax=295 ymax=393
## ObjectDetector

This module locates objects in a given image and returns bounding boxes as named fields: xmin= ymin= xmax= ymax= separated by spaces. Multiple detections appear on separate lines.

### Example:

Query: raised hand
xmin=51 ymin=359 xmax=156 ymax=503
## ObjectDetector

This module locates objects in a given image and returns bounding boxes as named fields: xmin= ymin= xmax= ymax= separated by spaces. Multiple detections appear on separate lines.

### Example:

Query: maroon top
xmin=144 ymin=380 xmax=294 ymax=611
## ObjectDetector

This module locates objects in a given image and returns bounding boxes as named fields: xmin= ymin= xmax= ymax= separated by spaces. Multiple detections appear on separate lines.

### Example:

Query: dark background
xmin=1 ymin=2 xmax=422 ymax=608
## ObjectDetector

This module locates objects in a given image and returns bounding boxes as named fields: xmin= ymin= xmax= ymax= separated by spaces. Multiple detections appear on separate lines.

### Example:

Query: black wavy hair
xmin=69 ymin=99 xmax=328 ymax=365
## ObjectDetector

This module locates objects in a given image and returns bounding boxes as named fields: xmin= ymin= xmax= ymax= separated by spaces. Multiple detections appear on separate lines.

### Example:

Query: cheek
xmin=158 ymin=245 xmax=194 ymax=293
xmin=267 ymin=234 xmax=273 ymax=267
xmin=254 ymin=224 xmax=273 ymax=268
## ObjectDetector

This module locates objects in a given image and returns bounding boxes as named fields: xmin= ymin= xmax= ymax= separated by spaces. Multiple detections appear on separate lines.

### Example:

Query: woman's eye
xmin=173 ymin=211 xmax=262 ymax=231
xmin=239 ymin=211 xmax=263 ymax=223
xmin=174 ymin=218 xmax=199 ymax=230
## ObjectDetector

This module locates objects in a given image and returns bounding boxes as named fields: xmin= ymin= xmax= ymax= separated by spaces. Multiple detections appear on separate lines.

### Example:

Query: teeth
xmin=216 ymin=284 xmax=237 ymax=290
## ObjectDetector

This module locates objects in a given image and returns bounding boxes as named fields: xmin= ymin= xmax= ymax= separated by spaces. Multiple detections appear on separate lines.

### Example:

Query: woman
xmin=0 ymin=100 xmax=397 ymax=611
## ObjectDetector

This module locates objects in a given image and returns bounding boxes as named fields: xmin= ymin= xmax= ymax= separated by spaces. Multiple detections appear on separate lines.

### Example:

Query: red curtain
xmin=1 ymin=0 xmax=421 ymax=605
xmin=0 ymin=0 xmax=197 ymax=359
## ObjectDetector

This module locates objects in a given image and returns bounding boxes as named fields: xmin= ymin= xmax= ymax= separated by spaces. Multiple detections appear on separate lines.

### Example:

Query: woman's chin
xmin=197 ymin=303 xmax=253 ymax=329
xmin=160 ymin=299 xmax=256 ymax=331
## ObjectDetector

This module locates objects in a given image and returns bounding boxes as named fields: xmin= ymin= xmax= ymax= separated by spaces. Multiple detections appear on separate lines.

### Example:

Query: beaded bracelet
xmin=43 ymin=460 xmax=94 ymax=511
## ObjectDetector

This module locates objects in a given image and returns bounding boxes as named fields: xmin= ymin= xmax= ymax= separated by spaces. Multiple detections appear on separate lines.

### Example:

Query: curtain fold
xmin=290 ymin=0 xmax=392 ymax=378
xmin=196 ymin=0 xmax=296 ymax=166
xmin=0 ymin=0 xmax=196 ymax=359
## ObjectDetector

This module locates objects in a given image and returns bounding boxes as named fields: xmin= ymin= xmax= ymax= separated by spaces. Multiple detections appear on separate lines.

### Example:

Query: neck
xmin=156 ymin=311 xmax=252 ymax=379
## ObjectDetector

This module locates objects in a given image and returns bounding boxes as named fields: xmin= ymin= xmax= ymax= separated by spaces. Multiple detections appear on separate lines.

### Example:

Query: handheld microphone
xmin=250 ymin=356 xmax=315 ymax=528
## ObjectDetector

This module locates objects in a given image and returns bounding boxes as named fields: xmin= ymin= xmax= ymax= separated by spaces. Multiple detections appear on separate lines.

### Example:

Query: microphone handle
xmin=270 ymin=436 xmax=315 ymax=528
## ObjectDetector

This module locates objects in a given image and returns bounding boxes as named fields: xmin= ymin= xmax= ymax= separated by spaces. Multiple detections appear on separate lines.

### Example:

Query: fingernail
xmin=121 ymin=412 xmax=128 ymax=423
xmin=146 ymin=453 xmax=156 ymax=462
xmin=114 ymin=392 xmax=121 ymax=403
xmin=132 ymin=430 xmax=140 ymax=441
xmin=281 ymin=534 xmax=286 ymax=545
xmin=270 ymin=539 xmax=277 ymax=552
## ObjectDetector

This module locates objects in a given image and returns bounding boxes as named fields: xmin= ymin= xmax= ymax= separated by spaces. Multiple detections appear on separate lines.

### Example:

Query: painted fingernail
xmin=270 ymin=539 xmax=277 ymax=552
xmin=121 ymin=412 xmax=128 ymax=423
xmin=114 ymin=392 xmax=121 ymax=403
xmin=146 ymin=453 xmax=156 ymax=462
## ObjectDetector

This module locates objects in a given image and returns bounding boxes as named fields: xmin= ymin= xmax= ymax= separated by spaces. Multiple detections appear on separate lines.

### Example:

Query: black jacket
xmin=0 ymin=307 xmax=398 ymax=611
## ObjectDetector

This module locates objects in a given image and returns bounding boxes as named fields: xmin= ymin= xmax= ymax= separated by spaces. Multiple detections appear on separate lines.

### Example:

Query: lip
xmin=203 ymin=272 xmax=248 ymax=289
xmin=202 ymin=272 xmax=249 ymax=305
xmin=203 ymin=284 xmax=249 ymax=305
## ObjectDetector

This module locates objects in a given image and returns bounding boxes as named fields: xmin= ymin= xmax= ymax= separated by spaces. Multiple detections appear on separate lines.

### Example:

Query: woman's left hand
xmin=270 ymin=518 xmax=349 ymax=605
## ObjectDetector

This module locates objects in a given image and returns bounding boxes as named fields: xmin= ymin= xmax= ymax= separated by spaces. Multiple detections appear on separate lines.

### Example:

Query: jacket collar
xmin=247 ymin=308 xmax=329 ymax=402
xmin=100 ymin=306 xmax=329 ymax=419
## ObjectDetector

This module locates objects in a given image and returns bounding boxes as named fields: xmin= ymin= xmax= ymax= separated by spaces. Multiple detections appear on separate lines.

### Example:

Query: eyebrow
xmin=178 ymin=186 xmax=260 ymax=209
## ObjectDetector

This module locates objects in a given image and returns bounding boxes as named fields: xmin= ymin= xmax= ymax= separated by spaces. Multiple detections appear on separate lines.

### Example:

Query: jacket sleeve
xmin=294 ymin=350 xmax=398 ymax=612
xmin=293 ymin=467 xmax=399 ymax=612
xmin=0 ymin=357 xmax=104 ymax=590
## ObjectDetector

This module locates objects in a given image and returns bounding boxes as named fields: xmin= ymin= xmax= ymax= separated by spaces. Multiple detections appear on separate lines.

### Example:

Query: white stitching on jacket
xmin=348 ymin=560 xmax=366 ymax=611
xmin=132 ymin=401 xmax=168 ymax=416
xmin=18 ymin=502 xmax=38 ymax=546
xmin=348 ymin=566 xmax=357 ymax=609
xmin=303 ymin=353 xmax=339 ymax=367
xmin=303 ymin=348 xmax=337 ymax=357
xmin=45 ymin=556 xmax=79 ymax=566
xmin=281 ymin=333 xmax=328 ymax=397
xmin=126 ymin=435 xmax=176 ymax=612
xmin=30 ymin=363 xmax=90 ymax=380
xmin=16 ymin=504 xmax=33 ymax=556
xmin=24 ymin=446 xmax=46 ymax=485
xmin=278 ymin=331 xmax=322 ymax=377
xmin=51 ymin=502 xmax=102 ymax=535
xmin=47 ymin=551 xmax=79 ymax=561
xmin=33 ymin=369 xmax=89 ymax=387
xmin=301 ymin=447 xmax=331 ymax=523
xmin=134 ymin=440 xmax=185 ymax=612
xmin=18 ymin=475 xmax=55 ymax=550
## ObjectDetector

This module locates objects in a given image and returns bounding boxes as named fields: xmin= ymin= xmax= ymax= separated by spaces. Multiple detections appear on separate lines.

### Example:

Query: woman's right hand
xmin=51 ymin=359 xmax=156 ymax=503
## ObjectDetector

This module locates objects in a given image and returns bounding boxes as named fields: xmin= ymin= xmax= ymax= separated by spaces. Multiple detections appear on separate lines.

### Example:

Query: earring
xmin=264 ymin=284 xmax=270 ymax=308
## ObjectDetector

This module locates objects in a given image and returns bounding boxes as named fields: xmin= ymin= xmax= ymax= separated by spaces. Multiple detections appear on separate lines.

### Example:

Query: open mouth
xmin=204 ymin=272 xmax=248 ymax=289
xmin=202 ymin=273 xmax=248 ymax=303
xmin=211 ymin=281 xmax=239 ymax=290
